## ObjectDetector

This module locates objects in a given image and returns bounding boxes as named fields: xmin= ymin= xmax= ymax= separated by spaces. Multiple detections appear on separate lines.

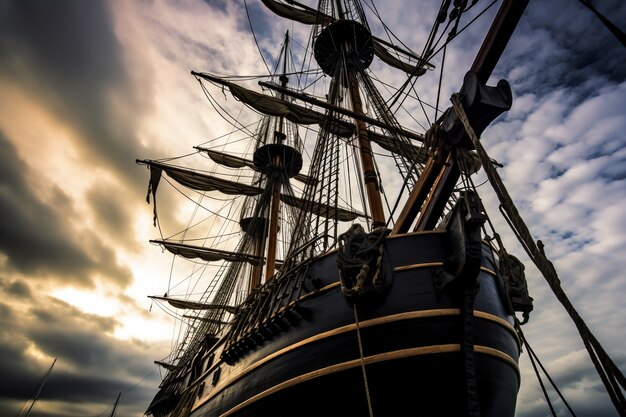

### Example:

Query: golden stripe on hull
xmin=192 ymin=308 xmax=518 ymax=412
xmin=289 ymin=262 xmax=497 ymax=308
xmin=393 ymin=262 xmax=497 ymax=277
xmin=218 ymin=343 xmax=519 ymax=417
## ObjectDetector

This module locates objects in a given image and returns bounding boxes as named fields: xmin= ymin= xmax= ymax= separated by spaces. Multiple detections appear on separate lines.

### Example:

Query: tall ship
xmin=137 ymin=1 xmax=626 ymax=416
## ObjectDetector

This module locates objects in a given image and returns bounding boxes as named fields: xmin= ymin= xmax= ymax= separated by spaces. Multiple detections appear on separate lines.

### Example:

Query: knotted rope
xmin=451 ymin=93 xmax=626 ymax=416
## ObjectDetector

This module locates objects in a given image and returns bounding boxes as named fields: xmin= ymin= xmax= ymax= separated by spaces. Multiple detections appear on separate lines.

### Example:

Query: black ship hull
xmin=178 ymin=230 xmax=519 ymax=417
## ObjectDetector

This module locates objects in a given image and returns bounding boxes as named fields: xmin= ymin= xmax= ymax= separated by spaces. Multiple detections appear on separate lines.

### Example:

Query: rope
xmin=451 ymin=93 xmax=626 ymax=417
xmin=337 ymin=225 xmax=387 ymax=299
xmin=462 ymin=284 xmax=481 ymax=417
xmin=353 ymin=305 xmax=375 ymax=417
xmin=518 ymin=323 xmax=578 ymax=416
xmin=533 ymin=355 xmax=559 ymax=415
xmin=522 ymin=333 xmax=559 ymax=417
xmin=576 ymin=0 xmax=626 ymax=47
xmin=243 ymin=0 xmax=271 ymax=74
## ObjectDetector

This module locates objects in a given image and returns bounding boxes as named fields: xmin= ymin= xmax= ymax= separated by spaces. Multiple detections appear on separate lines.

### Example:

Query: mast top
xmin=314 ymin=20 xmax=374 ymax=75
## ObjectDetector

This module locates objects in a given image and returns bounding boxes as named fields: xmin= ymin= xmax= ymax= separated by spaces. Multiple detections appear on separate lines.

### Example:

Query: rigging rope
xmin=390 ymin=0 xmax=498 ymax=117
xmin=576 ymin=0 xmax=626 ymax=47
xmin=517 ymin=323 xmax=578 ymax=417
xmin=92 ymin=369 xmax=156 ymax=417
xmin=451 ymin=93 xmax=626 ymax=417
xmin=353 ymin=305 xmax=375 ymax=417
xmin=523 ymin=334 xmax=559 ymax=417
xmin=244 ymin=0 xmax=271 ymax=74
xmin=434 ymin=43 xmax=447 ymax=121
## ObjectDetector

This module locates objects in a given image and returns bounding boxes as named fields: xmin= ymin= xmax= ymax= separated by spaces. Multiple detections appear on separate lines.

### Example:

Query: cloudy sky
xmin=0 ymin=0 xmax=625 ymax=416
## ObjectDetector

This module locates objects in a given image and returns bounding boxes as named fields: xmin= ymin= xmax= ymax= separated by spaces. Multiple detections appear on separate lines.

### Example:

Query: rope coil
xmin=337 ymin=224 xmax=391 ymax=304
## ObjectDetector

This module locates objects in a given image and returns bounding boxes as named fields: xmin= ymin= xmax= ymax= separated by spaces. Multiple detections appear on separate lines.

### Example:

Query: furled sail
xmin=260 ymin=0 xmax=432 ymax=76
xmin=137 ymin=160 xmax=263 ymax=195
xmin=200 ymin=148 xmax=257 ymax=170
xmin=260 ymin=0 xmax=331 ymax=25
xmin=149 ymin=295 xmax=238 ymax=314
xmin=183 ymin=315 xmax=230 ymax=326
xmin=140 ymin=159 xmax=360 ymax=226
xmin=197 ymin=148 xmax=315 ymax=185
xmin=154 ymin=360 xmax=177 ymax=371
xmin=280 ymin=194 xmax=366 ymax=222
xmin=152 ymin=239 xmax=266 ymax=266
xmin=368 ymin=131 xmax=429 ymax=164
xmin=138 ymin=159 xmax=264 ymax=226
xmin=372 ymin=41 xmax=427 ymax=77
xmin=141 ymin=160 xmax=263 ymax=195
xmin=192 ymin=72 xmax=355 ymax=138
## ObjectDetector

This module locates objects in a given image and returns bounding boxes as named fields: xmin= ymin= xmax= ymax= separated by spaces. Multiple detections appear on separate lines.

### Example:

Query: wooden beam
xmin=258 ymin=81 xmax=424 ymax=142
xmin=392 ymin=0 xmax=529 ymax=234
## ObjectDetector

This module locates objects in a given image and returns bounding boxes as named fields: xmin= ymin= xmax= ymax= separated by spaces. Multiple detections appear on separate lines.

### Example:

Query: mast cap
xmin=314 ymin=20 xmax=374 ymax=75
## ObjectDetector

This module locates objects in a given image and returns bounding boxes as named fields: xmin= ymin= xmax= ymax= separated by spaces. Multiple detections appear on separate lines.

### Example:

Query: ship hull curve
xmin=187 ymin=231 xmax=520 ymax=417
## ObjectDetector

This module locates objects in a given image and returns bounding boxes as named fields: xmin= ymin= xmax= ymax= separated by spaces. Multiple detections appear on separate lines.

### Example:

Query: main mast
xmin=314 ymin=0 xmax=385 ymax=229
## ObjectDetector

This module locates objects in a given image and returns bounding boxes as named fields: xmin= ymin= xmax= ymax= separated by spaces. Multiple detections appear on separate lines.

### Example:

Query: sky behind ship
xmin=0 ymin=0 xmax=625 ymax=415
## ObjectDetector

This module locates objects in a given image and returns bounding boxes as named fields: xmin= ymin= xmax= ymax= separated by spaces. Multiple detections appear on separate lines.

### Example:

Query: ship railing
xmin=283 ymin=234 xmax=336 ymax=269
xmin=221 ymin=248 xmax=320 ymax=361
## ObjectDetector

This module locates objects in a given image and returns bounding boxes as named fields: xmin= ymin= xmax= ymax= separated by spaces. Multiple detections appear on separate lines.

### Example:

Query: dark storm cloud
xmin=86 ymin=182 xmax=140 ymax=250
xmin=0 ymin=0 xmax=153 ymax=285
xmin=25 ymin=310 xmax=148 ymax=380
xmin=1 ymin=278 xmax=33 ymax=298
xmin=0 ymin=316 xmax=41 ymax=398
xmin=0 ymin=286 xmax=162 ymax=416
xmin=0 ymin=0 xmax=207 ymax=251
xmin=0 ymin=0 xmax=151 ymax=190
xmin=497 ymin=0 xmax=626 ymax=97
xmin=0 ymin=131 xmax=131 ymax=286
xmin=0 ymin=132 xmax=92 ymax=278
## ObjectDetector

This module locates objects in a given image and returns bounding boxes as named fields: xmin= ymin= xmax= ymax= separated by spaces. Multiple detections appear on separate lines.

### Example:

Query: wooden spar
xmin=109 ymin=392 xmax=121 ymax=417
xmin=413 ymin=155 xmax=459 ymax=231
xmin=265 ymin=32 xmax=290 ymax=282
xmin=390 ymin=154 xmax=450 ymax=234
xmin=249 ymin=237 xmax=265 ymax=291
xmin=347 ymin=70 xmax=386 ymax=229
xmin=183 ymin=315 xmax=229 ymax=326
xmin=391 ymin=0 xmax=529 ymax=234
xmin=471 ymin=0 xmax=531 ymax=84
xmin=257 ymin=81 xmax=423 ymax=142
xmin=264 ymin=168 xmax=281 ymax=280
xmin=193 ymin=69 xmax=421 ymax=142
xmin=24 ymin=358 xmax=56 ymax=417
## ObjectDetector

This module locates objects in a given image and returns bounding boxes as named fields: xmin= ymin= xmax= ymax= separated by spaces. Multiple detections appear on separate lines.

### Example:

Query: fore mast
xmin=248 ymin=31 xmax=303 ymax=289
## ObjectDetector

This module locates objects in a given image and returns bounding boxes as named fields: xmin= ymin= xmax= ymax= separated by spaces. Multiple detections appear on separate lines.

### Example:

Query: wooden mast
xmin=23 ymin=358 xmax=56 ymax=417
xmin=109 ymin=392 xmax=121 ymax=417
xmin=249 ymin=237 xmax=264 ymax=291
xmin=347 ymin=71 xmax=386 ymax=229
xmin=248 ymin=33 xmax=292 ymax=290
xmin=264 ymin=32 xmax=290 ymax=281
xmin=334 ymin=0 xmax=386 ymax=229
